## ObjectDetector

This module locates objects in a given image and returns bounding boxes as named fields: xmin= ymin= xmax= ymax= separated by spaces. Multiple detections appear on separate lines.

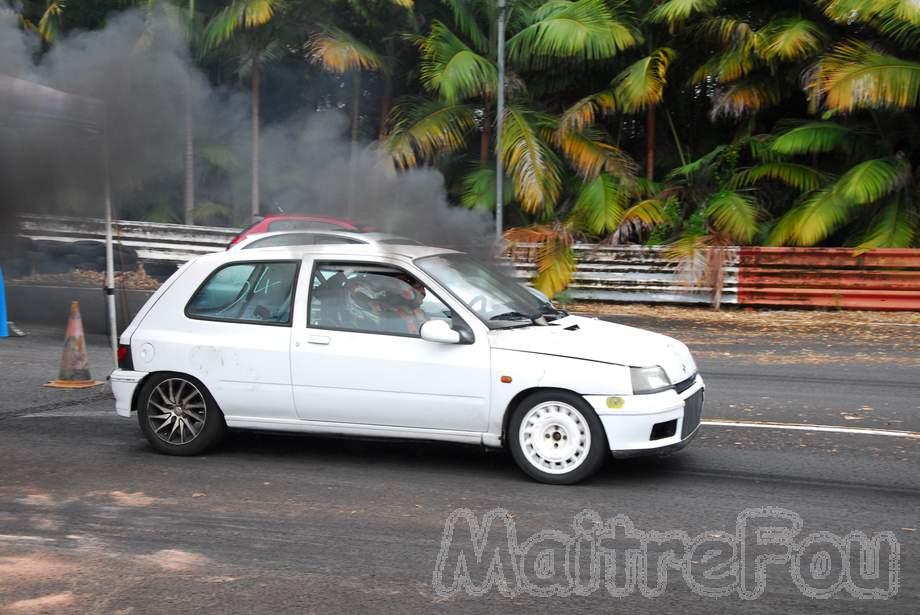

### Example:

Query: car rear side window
xmin=268 ymin=220 xmax=345 ymax=232
xmin=186 ymin=261 xmax=299 ymax=325
xmin=244 ymin=233 xmax=317 ymax=249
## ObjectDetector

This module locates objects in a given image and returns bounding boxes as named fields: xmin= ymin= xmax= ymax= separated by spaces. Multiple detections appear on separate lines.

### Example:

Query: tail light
xmin=117 ymin=344 xmax=134 ymax=370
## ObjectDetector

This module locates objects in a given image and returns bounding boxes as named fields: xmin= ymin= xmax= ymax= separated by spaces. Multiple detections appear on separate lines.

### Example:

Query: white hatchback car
xmin=111 ymin=243 xmax=704 ymax=484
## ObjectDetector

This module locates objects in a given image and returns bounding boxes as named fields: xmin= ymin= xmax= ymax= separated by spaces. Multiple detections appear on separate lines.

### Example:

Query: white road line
xmin=0 ymin=534 xmax=56 ymax=543
xmin=703 ymin=419 xmax=920 ymax=439
xmin=20 ymin=410 xmax=113 ymax=418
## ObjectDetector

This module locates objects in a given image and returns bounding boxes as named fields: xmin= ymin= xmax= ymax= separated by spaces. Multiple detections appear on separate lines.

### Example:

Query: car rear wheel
xmin=137 ymin=373 xmax=225 ymax=456
xmin=508 ymin=391 xmax=607 ymax=485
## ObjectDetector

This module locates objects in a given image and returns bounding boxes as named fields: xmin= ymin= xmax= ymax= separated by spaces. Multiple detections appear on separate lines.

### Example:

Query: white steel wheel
xmin=519 ymin=402 xmax=591 ymax=475
xmin=509 ymin=391 xmax=607 ymax=485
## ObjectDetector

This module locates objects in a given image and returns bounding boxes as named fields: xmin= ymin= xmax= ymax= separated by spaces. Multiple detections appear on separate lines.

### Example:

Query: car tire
xmin=508 ymin=390 xmax=608 ymax=485
xmin=137 ymin=373 xmax=225 ymax=456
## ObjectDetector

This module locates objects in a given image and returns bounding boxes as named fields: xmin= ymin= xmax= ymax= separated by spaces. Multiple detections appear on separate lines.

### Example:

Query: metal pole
xmin=102 ymin=141 xmax=118 ymax=366
xmin=494 ymin=0 xmax=506 ymax=241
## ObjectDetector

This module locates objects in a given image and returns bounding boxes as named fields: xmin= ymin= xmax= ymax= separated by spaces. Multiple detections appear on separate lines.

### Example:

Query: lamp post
xmin=494 ymin=0 xmax=506 ymax=241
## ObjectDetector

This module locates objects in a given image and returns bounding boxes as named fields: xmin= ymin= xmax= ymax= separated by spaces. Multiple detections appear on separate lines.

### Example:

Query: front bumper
xmin=585 ymin=375 xmax=704 ymax=455
xmin=111 ymin=369 xmax=146 ymax=417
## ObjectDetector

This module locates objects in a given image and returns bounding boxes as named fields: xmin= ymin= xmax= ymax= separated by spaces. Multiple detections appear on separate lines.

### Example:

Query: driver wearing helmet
xmin=345 ymin=273 xmax=427 ymax=335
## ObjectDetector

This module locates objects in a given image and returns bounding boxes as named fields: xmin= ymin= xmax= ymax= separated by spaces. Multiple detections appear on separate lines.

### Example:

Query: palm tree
xmin=388 ymin=0 xmax=650 ymax=295
xmin=204 ymin=0 xmax=285 ymax=221
xmin=727 ymin=1 xmax=920 ymax=248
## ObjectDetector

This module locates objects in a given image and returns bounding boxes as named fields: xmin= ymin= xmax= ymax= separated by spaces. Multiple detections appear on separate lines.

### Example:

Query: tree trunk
xmin=378 ymin=40 xmax=394 ymax=140
xmin=250 ymin=61 xmax=261 ymax=221
xmin=480 ymin=125 xmax=491 ymax=168
xmin=183 ymin=85 xmax=195 ymax=225
xmin=378 ymin=72 xmax=392 ymax=140
xmin=646 ymin=104 xmax=656 ymax=181
xmin=347 ymin=71 xmax=361 ymax=218
xmin=710 ymin=247 xmax=725 ymax=311
xmin=183 ymin=0 xmax=196 ymax=225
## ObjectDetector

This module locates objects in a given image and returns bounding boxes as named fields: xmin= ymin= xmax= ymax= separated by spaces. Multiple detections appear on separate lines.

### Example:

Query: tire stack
xmin=3 ymin=237 xmax=138 ymax=278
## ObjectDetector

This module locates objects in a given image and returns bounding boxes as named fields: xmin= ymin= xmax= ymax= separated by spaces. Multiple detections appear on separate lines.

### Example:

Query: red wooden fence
xmin=737 ymin=248 xmax=920 ymax=311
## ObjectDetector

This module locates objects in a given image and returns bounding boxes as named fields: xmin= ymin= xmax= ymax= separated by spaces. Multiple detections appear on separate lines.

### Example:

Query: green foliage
xmin=460 ymin=168 xmax=515 ymax=211
xmin=770 ymin=122 xmax=854 ymax=155
xmin=11 ymin=0 xmax=920 ymax=264
xmin=508 ymin=0 xmax=639 ymax=69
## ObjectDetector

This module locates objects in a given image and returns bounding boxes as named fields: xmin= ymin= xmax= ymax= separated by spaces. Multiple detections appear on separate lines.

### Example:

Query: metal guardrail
xmin=503 ymin=243 xmax=739 ymax=305
xmin=18 ymin=215 xmax=240 ymax=263
xmin=17 ymin=216 xmax=920 ymax=310
xmin=738 ymin=247 xmax=920 ymax=311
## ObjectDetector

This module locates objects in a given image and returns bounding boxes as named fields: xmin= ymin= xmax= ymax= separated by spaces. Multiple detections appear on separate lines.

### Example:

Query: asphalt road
xmin=0 ymin=314 xmax=918 ymax=614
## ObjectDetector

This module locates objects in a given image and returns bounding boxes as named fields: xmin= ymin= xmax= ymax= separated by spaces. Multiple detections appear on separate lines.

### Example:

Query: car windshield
xmin=415 ymin=253 xmax=565 ymax=329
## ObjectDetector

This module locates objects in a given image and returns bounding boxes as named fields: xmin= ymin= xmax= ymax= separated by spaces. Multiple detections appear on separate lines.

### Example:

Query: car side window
xmin=245 ymin=233 xmax=316 ymax=249
xmin=268 ymin=220 xmax=343 ymax=232
xmin=308 ymin=263 xmax=453 ymax=337
xmin=186 ymin=261 xmax=298 ymax=325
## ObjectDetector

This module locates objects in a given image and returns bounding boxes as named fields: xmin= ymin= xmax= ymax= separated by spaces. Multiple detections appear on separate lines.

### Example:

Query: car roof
xmin=233 ymin=230 xmax=417 ymax=249
xmin=205 ymin=242 xmax=461 ymax=265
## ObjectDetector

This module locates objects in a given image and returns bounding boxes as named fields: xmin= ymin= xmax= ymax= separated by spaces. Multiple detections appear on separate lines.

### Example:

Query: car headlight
xmin=630 ymin=366 xmax=671 ymax=394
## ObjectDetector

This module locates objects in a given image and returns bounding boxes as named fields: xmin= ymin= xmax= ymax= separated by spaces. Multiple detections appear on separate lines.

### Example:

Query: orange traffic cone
xmin=44 ymin=301 xmax=104 ymax=389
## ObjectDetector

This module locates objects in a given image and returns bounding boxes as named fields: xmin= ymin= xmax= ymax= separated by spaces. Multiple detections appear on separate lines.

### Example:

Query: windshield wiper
xmin=488 ymin=311 xmax=545 ymax=326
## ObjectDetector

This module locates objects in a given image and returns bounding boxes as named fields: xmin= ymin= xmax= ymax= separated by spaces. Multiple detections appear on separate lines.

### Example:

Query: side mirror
xmin=419 ymin=319 xmax=461 ymax=344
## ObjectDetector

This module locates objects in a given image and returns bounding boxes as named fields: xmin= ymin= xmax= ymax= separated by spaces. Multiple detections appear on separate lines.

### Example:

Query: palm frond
xmin=508 ymin=0 xmax=639 ymax=69
xmin=558 ymin=90 xmax=617 ymax=133
xmin=614 ymin=47 xmax=676 ymax=113
xmin=667 ymin=144 xmax=728 ymax=179
xmin=555 ymin=127 xmax=637 ymax=180
xmin=757 ymin=16 xmax=826 ymax=63
xmin=770 ymin=121 xmax=852 ymax=155
xmin=309 ymin=27 xmax=382 ymax=73
xmin=768 ymin=189 xmax=854 ymax=245
xmin=192 ymin=200 xmax=233 ymax=224
xmin=833 ymin=157 xmax=911 ymax=205
xmin=820 ymin=0 xmax=920 ymax=27
xmin=501 ymin=106 xmax=563 ymax=214
xmin=730 ymin=162 xmax=830 ymax=192
xmin=442 ymin=0 xmax=488 ymax=54
xmin=38 ymin=0 xmax=65 ymax=43
xmin=808 ymin=40 xmax=920 ymax=111
xmin=648 ymin=0 xmax=719 ymax=27
xmin=535 ymin=232 xmax=577 ymax=298
xmin=460 ymin=168 xmax=515 ymax=211
xmin=691 ymin=43 xmax=759 ymax=84
xmin=622 ymin=198 xmax=668 ymax=226
xmin=705 ymin=191 xmax=759 ymax=243
xmin=419 ymin=21 xmax=497 ymax=102
xmin=820 ymin=0 xmax=920 ymax=46
xmin=695 ymin=16 xmax=756 ymax=46
xmin=855 ymin=194 xmax=919 ymax=249
xmin=204 ymin=0 xmax=282 ymax=48
xmin=710 ymin=78 xmax=781 ymax=118
xmin=387 ymin=99 xmax=476 ymax=167
xmin=572 ymin=173 xmax=629 ymax=235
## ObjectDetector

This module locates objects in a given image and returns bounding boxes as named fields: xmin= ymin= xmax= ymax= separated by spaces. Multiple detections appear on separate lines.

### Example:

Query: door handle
xmin=307 ymin=335 xmax=331 ymax=345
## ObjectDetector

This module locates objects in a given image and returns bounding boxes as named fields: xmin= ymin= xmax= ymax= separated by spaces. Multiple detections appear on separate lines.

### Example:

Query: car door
xmin=290 ymin=258 xmax=491 ymax=433
xmin=170 ymin=259 xmax=299 ymax=421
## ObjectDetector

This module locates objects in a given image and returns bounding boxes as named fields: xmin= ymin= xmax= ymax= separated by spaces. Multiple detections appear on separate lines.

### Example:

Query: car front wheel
xmin=137 ymin=373 xmax=225 ymax=456
xmin=508 ymin=391 xmax=608 ymax=485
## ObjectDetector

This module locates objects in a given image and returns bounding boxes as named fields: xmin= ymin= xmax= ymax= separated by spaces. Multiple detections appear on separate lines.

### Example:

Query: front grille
xmin=681 ymin=389 xmax=704 ymax=438
xmin=674 ymin=374 xmax=697 ymax=394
